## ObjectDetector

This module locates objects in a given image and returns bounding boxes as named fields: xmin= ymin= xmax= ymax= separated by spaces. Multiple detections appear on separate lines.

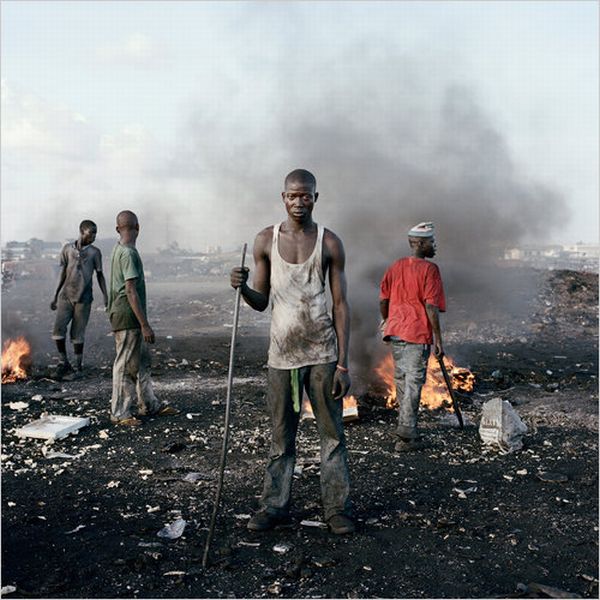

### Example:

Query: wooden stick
xmin=436 ymin=355 xmax=464 ymax=429
xmin=202 ymin=243 xmax=247 ymax=568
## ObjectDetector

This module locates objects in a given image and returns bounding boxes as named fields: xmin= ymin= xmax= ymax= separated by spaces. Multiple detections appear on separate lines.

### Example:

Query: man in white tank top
xmin=230 ymin=169 xmax=354 ymax=535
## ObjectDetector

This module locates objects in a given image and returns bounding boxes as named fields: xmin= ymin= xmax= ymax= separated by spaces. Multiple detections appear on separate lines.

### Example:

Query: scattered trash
xmin=273 ymin=543 xmax=292 ymax=554
xmin=453 ymin=486 xmax=478 ymax=499
xmin=138 ymin=541 xmax=162 ymax=547
xmin=536 ymin=471 xmax=569 ymax=483
xmin=234 ymin=513 xmax=251 ymax=520
xmin=31 ymin=394 xmax=43 ymax=401
xmin=0 ymin=586 xmax=17 ymax=596
xmin=479 ymin=398 xmax=528 ymax=452
xmin=267 ymin=581 xmax=282 ymax=594
xmin=182 ymin=472 xmax=211 ymax=483
xmin=107 ymin=481 xmax=120 ymax=489
xmin=238 ymin=540 xmax=261 ymax=547
xmin=516 ymin=469 xmax=528 ymax=476
xmin=147 ymin=505 xmax=160 ymax=513
xmin=157 ymin=517 xmax=186 ymax=539
xmin=163 ymin=571 xmax=186 ymax=577
xmin=42 ymin=448 xmax=79 ymax=459
xmin=65 ymin=524 xmax=86 ymax=535
xmin=300 ymin=519 xmax=328 ymax=529
xmin=16 ymin=414 xmax=90 ymax=441
xmin=313 ymin=556 xmax=336 ymax=567
xmin=98 ymin=430 xmax=109 ymax=439
xmin=8 ymin=402 xmax=29 ymax=411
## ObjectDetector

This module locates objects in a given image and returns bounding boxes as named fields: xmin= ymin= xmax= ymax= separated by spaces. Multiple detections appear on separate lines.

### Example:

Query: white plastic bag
xmin=479 ymin=398 xmax=528 ymax=453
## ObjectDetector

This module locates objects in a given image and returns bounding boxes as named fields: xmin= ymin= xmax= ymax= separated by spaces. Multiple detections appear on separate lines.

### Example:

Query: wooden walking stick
xmin=202 ymin=243 xmax=247 ymax=568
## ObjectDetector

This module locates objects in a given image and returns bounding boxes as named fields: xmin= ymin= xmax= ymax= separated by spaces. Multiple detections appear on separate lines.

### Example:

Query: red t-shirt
xmin=379 ymin=257 xmax=446 ymax=344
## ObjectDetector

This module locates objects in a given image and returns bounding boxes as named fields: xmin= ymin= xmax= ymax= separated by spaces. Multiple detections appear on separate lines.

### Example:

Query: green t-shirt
xmin=108 ymin=243 xmax=147 ymax=331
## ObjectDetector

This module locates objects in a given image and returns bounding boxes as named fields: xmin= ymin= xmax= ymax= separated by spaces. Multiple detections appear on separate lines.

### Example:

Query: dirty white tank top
xmin=268 ymin=223 xmax=338 ymax=369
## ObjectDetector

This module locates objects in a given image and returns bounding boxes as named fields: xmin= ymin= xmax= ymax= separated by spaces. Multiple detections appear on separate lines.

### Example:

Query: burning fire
xmin=1 ymin=337 xmax=32 ymax=383
xmin=375 ymin=353 xmax=474 ymax=410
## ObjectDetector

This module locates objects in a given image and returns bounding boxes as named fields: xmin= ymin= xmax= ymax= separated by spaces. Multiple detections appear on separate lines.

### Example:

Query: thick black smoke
xmin=167 ymin=49 xmax=568 ymax=385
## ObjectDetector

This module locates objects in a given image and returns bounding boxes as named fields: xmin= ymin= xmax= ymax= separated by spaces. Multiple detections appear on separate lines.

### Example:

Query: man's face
xmin=81 ymin=227 xmax=97 ymax=246
xmin=282 ymin=180 xmax=318 ymax=222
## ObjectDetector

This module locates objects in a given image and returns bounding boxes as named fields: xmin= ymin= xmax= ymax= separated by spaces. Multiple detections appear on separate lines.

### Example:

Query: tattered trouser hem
xmin=260 ymin=362 xmax=352 ymax=521
xmin=110 ymin=329 xmax=160 ymax=420
xmin=391 ymin=340 xmax=430 ymax=440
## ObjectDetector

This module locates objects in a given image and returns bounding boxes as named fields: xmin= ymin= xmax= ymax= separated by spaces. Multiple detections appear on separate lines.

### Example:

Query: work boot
xmin=247 ymin=511 xmax=291 ymax=532
xmin=394 ymin=437 xmax=427 ymax=452
xmin=327 ymin=514 xmax=355 ymax=535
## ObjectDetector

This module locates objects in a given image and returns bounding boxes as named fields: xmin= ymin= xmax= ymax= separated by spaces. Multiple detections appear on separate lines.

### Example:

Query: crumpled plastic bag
xmin=479 ymin=398 xmax=528 ymax=453
xmin=157 ymin=517 xmax=186 ymax=539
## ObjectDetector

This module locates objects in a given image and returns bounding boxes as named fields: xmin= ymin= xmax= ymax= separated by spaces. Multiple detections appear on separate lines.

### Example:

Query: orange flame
xmin=1 ymin=337 xmax=32 ymax=383
xmin=301 ymin=394 xmax=359 ymax=421
xmin=375 ymin=353 xmax=474 ymax=410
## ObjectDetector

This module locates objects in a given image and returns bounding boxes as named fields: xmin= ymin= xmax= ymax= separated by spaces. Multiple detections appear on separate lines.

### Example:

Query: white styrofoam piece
xmin=16 ymin=415 xmax=90 ymax=440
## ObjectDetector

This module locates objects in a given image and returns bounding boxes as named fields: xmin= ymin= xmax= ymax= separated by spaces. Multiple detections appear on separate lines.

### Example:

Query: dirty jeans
xmin=110 ymin=329 xmax=161 ymax=420
xmin=391 ymin=340 xmax=431 ymax=440
xmin=260 ymin=362 xmax=352 ymax=521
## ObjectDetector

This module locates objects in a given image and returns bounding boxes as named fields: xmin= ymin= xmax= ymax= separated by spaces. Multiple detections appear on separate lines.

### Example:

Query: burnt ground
xmin=1 ymin=268 xmax=598 ymax=599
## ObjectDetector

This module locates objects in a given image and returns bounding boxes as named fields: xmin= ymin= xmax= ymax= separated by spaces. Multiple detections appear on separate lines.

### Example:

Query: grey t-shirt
xmin=59 ymin=242 xmax=102 ymax=304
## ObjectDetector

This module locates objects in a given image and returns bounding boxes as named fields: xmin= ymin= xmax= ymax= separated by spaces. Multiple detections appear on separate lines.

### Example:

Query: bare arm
xmin=96 ymin=272 xmax=108 ymax=308
xmin=379 ymin=299 xmax=389 ymax=320
xmin=326 ymin=230 xmax=351 ymax=400
xmin=125 ymin=279 xmax=154 ymax=343
xmin=50 ymin=267 xmax=67 ymax=310
xmin=230 ymin=229 xmax=272 ymax=312
xmin=425 ymin=303 xmax=443 ymax=357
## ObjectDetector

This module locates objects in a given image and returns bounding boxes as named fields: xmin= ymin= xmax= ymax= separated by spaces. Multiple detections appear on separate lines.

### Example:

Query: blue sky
xmin=2 ymin=1 xmax=598 ymax=250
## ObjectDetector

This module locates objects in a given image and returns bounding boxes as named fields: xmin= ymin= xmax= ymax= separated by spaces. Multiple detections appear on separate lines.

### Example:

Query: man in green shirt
xmin=108 ymin=210 xmax=178 ymax=426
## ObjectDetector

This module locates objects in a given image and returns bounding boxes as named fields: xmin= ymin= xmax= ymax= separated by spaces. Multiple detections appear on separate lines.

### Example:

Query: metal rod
xmin=202 ymin=243 xmax=247 ymax=568
xmin=436 ymin=355 xmax=464 ymax=429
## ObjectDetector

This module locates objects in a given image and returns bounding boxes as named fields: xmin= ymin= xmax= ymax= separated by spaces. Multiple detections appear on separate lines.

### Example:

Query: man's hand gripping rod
xmin=202 ymin=243 xmax=247 ymax=568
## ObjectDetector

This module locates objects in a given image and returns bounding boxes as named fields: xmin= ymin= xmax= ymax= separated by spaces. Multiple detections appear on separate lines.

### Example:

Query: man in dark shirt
xmin=51 ymin=220 xmax=107 ymax=375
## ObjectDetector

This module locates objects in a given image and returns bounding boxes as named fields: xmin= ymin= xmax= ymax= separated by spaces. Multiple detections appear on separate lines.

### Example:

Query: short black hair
xmin=284 ymin=169 xmax=317 ymax=190
xmin=79 ymin=220 xmax=97 ymax=233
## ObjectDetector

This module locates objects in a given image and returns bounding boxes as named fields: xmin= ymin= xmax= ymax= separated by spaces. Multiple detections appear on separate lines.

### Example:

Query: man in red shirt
xmin=379 ymin=222 xmax=446 ymax=451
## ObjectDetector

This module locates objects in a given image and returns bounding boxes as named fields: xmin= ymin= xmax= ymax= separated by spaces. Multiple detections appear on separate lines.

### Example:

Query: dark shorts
xmin=52 ymin=299 xmax=92 ymax=343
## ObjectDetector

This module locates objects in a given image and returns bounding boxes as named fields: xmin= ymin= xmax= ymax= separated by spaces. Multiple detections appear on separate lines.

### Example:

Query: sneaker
xmin=247 ymin=511 xmax=291 ymax=532
xmin=327 ymin=514 xmax=355 ymax=535
xmin=111 ymin=416 xmax=142 ymax=427
xmin=394 ymin=437 xmax=427 ymax=452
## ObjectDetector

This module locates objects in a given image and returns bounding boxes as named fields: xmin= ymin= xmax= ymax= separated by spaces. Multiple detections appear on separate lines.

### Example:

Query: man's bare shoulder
xmin=323 ymin=228 xmax=344 ymax=250
xmin=255 ymin=226 xmax=274 ymax=252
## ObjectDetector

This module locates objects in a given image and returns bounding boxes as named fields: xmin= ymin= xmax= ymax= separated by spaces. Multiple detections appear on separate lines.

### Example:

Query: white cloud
xmin=1 ymin=80 xmax=99 ymax=161
xmin=96 ymin=33 xmax=170 ymax=68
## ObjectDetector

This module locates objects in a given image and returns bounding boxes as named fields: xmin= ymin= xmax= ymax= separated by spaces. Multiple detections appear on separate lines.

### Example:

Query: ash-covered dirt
xmin=1 ymin=268 xmax=598 ymax=599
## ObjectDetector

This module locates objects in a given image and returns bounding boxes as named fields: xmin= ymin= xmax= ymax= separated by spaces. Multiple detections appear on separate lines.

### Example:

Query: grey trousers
xmin=260 ymin=362 xmax=352 ymax=521
xmin=110 ymin=329 xmax=161 ymax=420
xmin=391 ymin=340 xmax=431 ymax=440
